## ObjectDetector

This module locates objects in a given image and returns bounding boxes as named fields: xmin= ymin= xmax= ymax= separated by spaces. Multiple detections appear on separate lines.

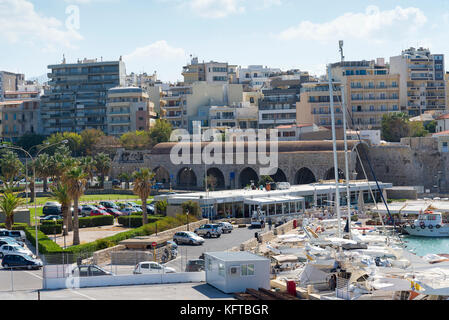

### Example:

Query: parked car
xmin=100 ymin=201 xmax=120 ymax=210
xmin=0 ymin=237 xmax=25 ymax=248
xmin=120 ymin=207 xmax=139 ymax=216
xmin=81 ymin=205 xmax=98 ymax=217
xmin=2 ymin=254 xmax=43 ymax=270
xmin=173 ymin=231 xmax=205 ymax=245
xmin=105 ymin=208 xmax=123 ymax=218
xmin=124 ymin=202 xmax=143 ymax=213
xmin=133 ymin=261 xmax=176 ymax=274
xmin=89 ymin=209 xmax=111 ymax=217
xmin=95 ymin=204 xmax=107 ymax=211
xmin=185 ymin=259 xmax=205 ymax=272
xmin=71 ymin=265 xmax=114 ymax=277
xmin=0 ymin=230 xmax=27 ymax=242
xmin=217 ymin=222 xmax=233 ymax=234
xmin=43 ymin=202 xmax=62 ymax=216
xmin=194 ymin=224 xmax=222 ymax=238
xmin=0 ymin=244 xmax=33 ymax=258
xmin=146 ymin=204 xmax=155 ymax=214
xmin=152 ymin=183 xmax=164 ymax=190
xmin=40 ymin=215 xmax=63 ymax=221
xmin=70 ymin=206 xmax=82 ymax=215
xmin=112 ymin=179 xmax=121 ymax=187
xmin=166 ymin=240 xmax=178 ymax=258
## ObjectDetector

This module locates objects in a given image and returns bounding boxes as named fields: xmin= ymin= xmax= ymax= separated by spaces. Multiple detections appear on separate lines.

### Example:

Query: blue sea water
xmin=402 ymin=236 xmax=449 ymax=257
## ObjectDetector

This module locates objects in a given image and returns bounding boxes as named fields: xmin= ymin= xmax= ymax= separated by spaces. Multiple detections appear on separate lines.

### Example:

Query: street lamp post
xmin=0 ymin=140 xmax=68 ymax=258
xmin=63 ymin=225 xmax=67 ymax=250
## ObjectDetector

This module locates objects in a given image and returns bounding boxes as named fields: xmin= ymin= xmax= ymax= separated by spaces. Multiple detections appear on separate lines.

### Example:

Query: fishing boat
xmin=403 ymin=211 xmax=449 ymax=237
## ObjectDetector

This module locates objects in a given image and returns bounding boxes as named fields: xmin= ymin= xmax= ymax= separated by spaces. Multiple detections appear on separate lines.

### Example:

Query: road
xmin=0 ymin=224 xmax=267 ymax=299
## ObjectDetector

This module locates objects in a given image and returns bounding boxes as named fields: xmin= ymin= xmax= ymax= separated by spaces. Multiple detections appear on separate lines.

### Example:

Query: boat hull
xmin=403 ymin=226 xmax=449 ymax=237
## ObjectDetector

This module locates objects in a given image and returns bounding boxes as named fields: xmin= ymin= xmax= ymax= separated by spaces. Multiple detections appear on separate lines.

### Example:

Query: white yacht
xmin=403 ymin=211 xmax=449 ymax=237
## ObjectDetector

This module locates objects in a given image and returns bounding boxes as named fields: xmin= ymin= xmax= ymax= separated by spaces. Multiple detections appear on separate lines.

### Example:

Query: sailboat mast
xmin=327 ymin=64 xmax=342 ymax=238
xmin=339 ymin=40 xmax=352 ymax=239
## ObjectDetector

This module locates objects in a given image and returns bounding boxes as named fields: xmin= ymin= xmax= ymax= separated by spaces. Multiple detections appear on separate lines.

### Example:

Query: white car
xmin=0 ymin=244 xmax=33 ymax=258
xmin=121 ymin=207 xmax=139 ymax=216
xmin=218 ymin=222 xmax=234 ymax=234
xmin=133 ymin=262 xmax=176 ymax=274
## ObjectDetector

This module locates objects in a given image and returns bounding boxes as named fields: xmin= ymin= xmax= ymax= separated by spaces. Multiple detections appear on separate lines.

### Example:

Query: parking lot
xmin=0 ymin=224 xmax=268 ymax=299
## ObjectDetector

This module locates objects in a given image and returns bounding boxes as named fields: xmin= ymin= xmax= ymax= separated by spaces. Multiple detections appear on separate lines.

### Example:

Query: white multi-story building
xmin=238 ymin=65 xmax=281 ymax=90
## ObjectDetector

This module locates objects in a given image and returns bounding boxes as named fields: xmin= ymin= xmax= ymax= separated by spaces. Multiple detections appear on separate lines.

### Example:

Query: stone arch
xmin=270 ymin=168 xmax=288 ymax=182
xmin=153 ymin=166 xmax=170 ymax=184
xmin=206 ymin=167 xmax=225 ymax=190
xmin=295 ymin=168 xmax=317 ymax=185
xmin=239 ymin=167 xmax=259 ymax=188
xmin=177 ymin=167 xmax=197 ymax=187
xmin=324 ymin=167 xmax=345 ymax=181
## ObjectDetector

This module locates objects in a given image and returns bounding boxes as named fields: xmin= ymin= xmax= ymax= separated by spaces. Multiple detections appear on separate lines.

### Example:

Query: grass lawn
xmin=27 ymin=195 xmax=154 ymax=226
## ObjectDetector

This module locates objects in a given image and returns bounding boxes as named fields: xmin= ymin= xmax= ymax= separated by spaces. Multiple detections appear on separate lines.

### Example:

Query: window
xmin=207 ymin=258 xmax=212 ymax=271
xmin=241 ymin=264 xmax=255 ymax=276
xmin=218 ymin=263 xmax=225 ymax=277
xmin=141 ymin=263 xmax=150 ymax=269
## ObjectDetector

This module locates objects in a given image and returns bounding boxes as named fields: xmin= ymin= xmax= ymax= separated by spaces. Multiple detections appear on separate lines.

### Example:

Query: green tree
xmin=0 ymin=151 xmax=24 ymax=189
xmin=381 ymin=112 xmax=411 ymax=142
xmin=149 ymin=119 xmax=172 ymax=146
xmin=16 ymin=134 xmax=46 ymax=156
xmin=424 ymin=120 xmax=437 ymax=134
xmin=51 ymin=183 xmax=72 ymax=234
xmin=132 ymin=168 xmax=155 ymax=225
xmin=410 ymin=121 xmax=429 ymax=137
xmin=80 ymin=129 xmax=105 ymax=156
xmin=94 ymin=153 xmax=111 ymax=189
xmin=63 ymin=167 xmax=88 ymax=246
xmin=181 ymin=200 xmax=200 ymax=218
xmin=79 ymin=156 xmax=96 ymax=185
xmin=44 ymin=132 xmax=82 ymax=156
xmin=0 ymin=191 xmax=25 ymax=230
xmin=119 ymin=131 xmax=151 ymax=150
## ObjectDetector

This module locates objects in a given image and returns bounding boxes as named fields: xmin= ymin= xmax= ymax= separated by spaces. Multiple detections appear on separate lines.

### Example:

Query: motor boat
xmin=403 ymin=211 xmax=449 ymax=237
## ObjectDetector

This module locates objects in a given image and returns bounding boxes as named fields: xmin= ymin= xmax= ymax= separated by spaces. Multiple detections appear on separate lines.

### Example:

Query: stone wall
xmin=92 ymin=245 xmax=126 ymax=265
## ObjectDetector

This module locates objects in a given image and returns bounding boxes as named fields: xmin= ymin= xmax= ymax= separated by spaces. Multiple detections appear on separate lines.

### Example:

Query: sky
xmin=1 ymin=0 xmax=449 ymax=82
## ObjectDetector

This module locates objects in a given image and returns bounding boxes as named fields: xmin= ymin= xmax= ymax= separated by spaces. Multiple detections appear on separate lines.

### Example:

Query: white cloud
xmin=160 ymin=0 xmax=279 ymax=18
xmin=278 ymin=5 xmax=427 ymax=42
xmin=0 ymin=0 xmax=83 ymax=51
xmin=124 ymin=41 xmax=187 ymax=81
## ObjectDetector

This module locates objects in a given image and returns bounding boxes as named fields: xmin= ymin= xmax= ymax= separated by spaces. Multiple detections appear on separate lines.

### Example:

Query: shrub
xmin=24 ymin=227 xmax=63 ymax=254
xmin=155 ymin=200 xmax=168 ymax=216
xmin=351 ymin=215 xmax=359 ymax=222
xmin=78 ymin=215 xmax=114 ymax=228
xmin=95 ymin=238 xmax=115 ymax=250
xmin=0 ymin=223 xmax=28 ymax=230
xmin=117 ymin=215 xmax=161 ymax=228
xmin=40 ymin=224 xmax=63 ymax=235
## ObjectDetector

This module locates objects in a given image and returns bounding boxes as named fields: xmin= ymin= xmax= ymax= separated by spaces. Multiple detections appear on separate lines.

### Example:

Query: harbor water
xmin=402 ymin=236 xmax=449 ymax=257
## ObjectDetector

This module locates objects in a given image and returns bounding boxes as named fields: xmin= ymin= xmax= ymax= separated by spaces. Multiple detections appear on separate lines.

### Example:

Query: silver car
xmin=194 ymin=224 xmax=222 ymax=238
xmin=173 ymin=231 xmax=205 ymax=245
xmin=218 ymin=222 xmax=233 ymax=234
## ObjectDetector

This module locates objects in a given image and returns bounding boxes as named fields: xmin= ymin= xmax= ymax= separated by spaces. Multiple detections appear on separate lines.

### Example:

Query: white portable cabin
xmin=204 ymin=251 xmax=270 ymax=294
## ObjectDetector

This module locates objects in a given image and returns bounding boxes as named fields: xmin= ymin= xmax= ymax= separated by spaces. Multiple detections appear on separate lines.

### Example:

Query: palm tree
xmin=51 ymin=183 xmax=72 ymax=234
xmin=0 ymin=191 xmax=25 ymax=230
xmin=63 ymin=167 xmax=87 ymax=246
xmin=0 ymin=151 xmax=24 ymax=189
xmin=94 ymin=153 xmax=111 ymax=189
xmin=118 ymin=172 xmax=131 ymax=189
xmin=79 ymin=156 xmax=96 ymax=186
xmin=132 ymin=168 xmax=155 ymax=225
xmin=35 ymin=153 xmax=51 ymax=193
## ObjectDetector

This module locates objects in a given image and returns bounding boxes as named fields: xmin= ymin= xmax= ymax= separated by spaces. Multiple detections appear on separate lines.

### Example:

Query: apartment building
xmin=106 ymin=87 xmax=157 ymax=136
xmin=0 ymin=91 xmax=41 ymax=141
xmin=182 ymin=57 xmax=238 ymax=85
xmin=238 ymin=65 xmax=281 ymax=90
xmin=41 ymin=57 xmax=126 ymax=135
xmin=258 ymin=79 xmax=301 ymax=129
xmin=161 ymin=82 xmax=243 ymax=132
xmin=208 ymin=104 xmax=258 ymax=130
xmin=390 ymin=47 xmax=446 ymax=116
xmin=331 ymin=59 xmax=401 ymax=129
xmin=0 ymin=71 xmax=25 ymax=101
xmin=297 ymin=82 xmax=343 ymax=128
xmin=276 ymin=124 xmax=318 ymax=141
